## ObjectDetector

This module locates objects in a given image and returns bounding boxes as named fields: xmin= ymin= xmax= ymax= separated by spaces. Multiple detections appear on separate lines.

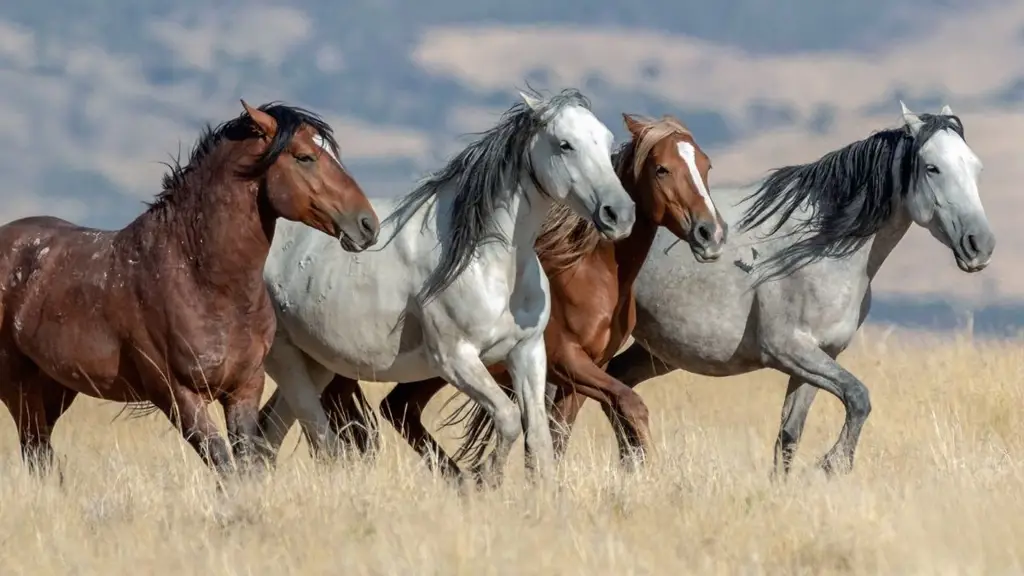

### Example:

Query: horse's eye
xmin=655 ymin=165 xmax=669 ymax=176
xmin=559 ymin=141 xmax=574 ymax=152
xmin=925 ymin=164 xmax=940 ymax=174
xmin=296 ymin=154 xmax=317 ymax=164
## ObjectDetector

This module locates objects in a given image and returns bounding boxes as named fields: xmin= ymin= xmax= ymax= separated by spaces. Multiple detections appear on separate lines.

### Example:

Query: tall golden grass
xmin=0 ymin=329 xmax=1021 ymax=575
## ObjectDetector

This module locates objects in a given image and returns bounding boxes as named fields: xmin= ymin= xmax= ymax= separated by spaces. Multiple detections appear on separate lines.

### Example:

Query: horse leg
xmin=153 ymin=382 xmax=234 ymax=475
xmin=772 ymin=377 xmax=819 ymax=478
xmin=546 ymin=383 xmax=585 ymax=461
xmin=554 ymin=341 xmax=673 ymax=464
xmin=255 ymin=387 xmax=293 ymax=464
xmin=375 ymin=378 xmax=461 ymax=478
xmin=431 ymin=347 xmax=522 ymax=487
xmin=2 ymin=372 xmax=77 ymax=480
xmin=221 ymin=368 xmax=268 ymax=478
xmin=322 ymin=374 xmax=381 ymax=457
xmin=552 ymin=347 xmax=653 ymax=469
xmin=504 ymin=334 xmax=555 ymax=481
xmin=769 ymin=345 xmax=869 ymax=475
xmin=261 ymin=337 xmax=340 ymax=461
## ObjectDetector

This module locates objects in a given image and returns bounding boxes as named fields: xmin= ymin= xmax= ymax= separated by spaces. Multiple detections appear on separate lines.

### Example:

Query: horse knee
xmin=494 ymin=404 xmax=521 ymax=441
xmin=618 ymin=391 xmax=650 ymax=424
xmin=844 ymin=383 xmax=871 ymax=420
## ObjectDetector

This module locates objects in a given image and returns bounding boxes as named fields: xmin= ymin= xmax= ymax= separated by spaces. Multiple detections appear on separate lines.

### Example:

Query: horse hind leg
xmin=322 ymin=374 xmax=382 ymax=458
xmin=0 ymin=368 xmax=78 ymax=482
xmin=375 ymin=378 xmax=460 ymax=478
xmin=260 ymin=337 xmax=341 ymax=462
xmin=772 ymin=377 xmax=819 ymax=478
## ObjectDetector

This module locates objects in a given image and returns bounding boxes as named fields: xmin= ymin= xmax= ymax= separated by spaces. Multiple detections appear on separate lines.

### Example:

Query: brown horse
xmin=312 ymin=113 xmax=726 ymax=477
xmin=0 ymin=100 xmax=379 ymax=478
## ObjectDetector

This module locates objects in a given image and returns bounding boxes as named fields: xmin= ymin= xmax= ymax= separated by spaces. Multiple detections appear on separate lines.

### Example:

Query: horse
xmin=540 ymin=101 xmax=995 ymax=476
xmin=310 ymin=113 xmax=730 ymax=478
xmin=0 ymin=100 xmax=379 ymax=479
xmin=256 ymin=88 xmax=637 ymax=483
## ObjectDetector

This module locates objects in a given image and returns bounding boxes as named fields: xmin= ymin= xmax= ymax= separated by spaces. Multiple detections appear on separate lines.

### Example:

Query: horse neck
xmin=611 ymin=174 xmax=659 ymax=287
xmin=128 ymin=141 xmax=275 ymax=291
xmin=865 ymin=206 xmax=913 ymax=280
xmin=478 ymin=173 xmax=553 ymax=266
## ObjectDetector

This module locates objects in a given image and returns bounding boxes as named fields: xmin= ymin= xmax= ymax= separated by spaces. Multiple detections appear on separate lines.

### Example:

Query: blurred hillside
xmin=1 ymin=0 xmax=1022 ymax=330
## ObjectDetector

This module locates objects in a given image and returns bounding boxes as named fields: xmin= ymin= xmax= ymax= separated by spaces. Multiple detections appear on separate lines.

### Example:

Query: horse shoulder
xmin=547 ymin=260 xmax=618 ymax=359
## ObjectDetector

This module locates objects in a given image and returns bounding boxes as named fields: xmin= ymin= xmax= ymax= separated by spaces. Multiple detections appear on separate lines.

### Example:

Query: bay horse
xmin=550 ymin=102 xmax=994 ymax=475
xmin=255 ymin=89 xmax=637 ymax=484
xmin=0 ymin=100 xmax=379 ymax=478
xmin=311 ymin=113 xmax=729 ymax=478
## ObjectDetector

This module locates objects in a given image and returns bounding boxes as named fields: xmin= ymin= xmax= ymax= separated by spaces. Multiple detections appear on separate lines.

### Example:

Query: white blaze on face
xmin=313 ymin=134 xmax=340 ymax=164
xmin=676 ymin=141 xmax=718 ymax=220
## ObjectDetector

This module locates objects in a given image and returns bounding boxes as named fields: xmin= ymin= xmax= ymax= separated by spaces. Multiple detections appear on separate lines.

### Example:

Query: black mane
xmin=148 ymin=102 xmax=339 ymax=210
xmin=736 ymin=113 xmax=965 ymax=283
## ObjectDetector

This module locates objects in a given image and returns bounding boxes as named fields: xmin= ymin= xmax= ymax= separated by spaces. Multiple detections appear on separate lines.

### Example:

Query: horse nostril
xmin=600 ymin=205 xmax=618 ymax=226
xmin=696 ymin=222 xmax=712 ymax=243
xmin=966 ymin=234 xmax=979 ymax=256
xmin=359 ymin=214 xmax=377 ymax=237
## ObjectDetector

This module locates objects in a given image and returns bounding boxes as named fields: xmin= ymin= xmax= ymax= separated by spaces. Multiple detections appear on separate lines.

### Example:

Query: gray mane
xmin=736 ymin=113 xmax=965 ymax=284
xmin=383 ymin=88 xmax=592 ymax=303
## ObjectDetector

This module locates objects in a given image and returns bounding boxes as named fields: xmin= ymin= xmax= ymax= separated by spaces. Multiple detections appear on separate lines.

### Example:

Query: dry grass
xmin=1 ymin=329 xmax=1023 ymax=575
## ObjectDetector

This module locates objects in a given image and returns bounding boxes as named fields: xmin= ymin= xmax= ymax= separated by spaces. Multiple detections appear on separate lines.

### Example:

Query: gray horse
xmin=541 ymin=101 xmax=995 ymax=475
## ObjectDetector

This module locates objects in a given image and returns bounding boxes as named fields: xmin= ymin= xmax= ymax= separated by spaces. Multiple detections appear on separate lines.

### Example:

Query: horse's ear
xmin=622 ymin=113 xmax=647 ymax=137
xmin=940 ymin=104 xmax=954 ymax=116
xmin=519 ymin=91 xmax=542 ymax=112
xmin=241 ymin=99 xmax=277 ymax=138
xmin=899 ymin=100 xmax=923 ymax=136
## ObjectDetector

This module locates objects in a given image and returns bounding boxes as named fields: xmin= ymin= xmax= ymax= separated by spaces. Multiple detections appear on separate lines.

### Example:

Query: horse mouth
xmin=594 ymin=222 xmax=619 ymax=241
xmin=692 ymin=250 xmax=722 ymax=264
xmin=340 ymin=234 xmax=368 ymax=253
xmin=955 ymin=254 xmax=989 ymax=273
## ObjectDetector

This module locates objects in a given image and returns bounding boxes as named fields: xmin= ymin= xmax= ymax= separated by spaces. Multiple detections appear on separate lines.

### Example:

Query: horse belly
xmin=631 ymin=296 xmax=756 ymax=377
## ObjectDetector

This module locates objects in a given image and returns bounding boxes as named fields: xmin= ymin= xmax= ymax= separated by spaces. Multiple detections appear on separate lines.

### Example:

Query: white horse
xmin=257 ymin=89 xmax=636 ymax=481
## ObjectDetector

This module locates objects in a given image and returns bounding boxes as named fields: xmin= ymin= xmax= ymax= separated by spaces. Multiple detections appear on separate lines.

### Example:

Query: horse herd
xmin=0 ymin=88 xmax=995 ymax=488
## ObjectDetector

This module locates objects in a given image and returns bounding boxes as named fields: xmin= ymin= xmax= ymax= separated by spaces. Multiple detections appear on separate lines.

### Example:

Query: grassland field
xmin=0 ymin=327 xmax=1022 ymax=575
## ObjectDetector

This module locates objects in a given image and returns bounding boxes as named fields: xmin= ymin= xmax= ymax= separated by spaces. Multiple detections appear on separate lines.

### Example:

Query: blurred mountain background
xmin=2 ymin=0 xmax=1023 ymax=334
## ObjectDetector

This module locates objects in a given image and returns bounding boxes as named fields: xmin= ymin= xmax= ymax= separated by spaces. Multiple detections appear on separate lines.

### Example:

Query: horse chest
xmin=167 ymin=302 xmax=274 ymax=389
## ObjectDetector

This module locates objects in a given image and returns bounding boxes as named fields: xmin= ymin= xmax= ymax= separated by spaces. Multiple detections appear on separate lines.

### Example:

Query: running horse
xmin=0 ymin=100 xmax=378 ymax=478
xmin=270 ymin=113 xmax=729 ymax=477
xmin=256 ymin=89 xmax=637 ymax=484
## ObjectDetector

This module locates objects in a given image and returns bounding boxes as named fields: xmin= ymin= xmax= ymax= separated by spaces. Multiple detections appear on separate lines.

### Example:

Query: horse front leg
xmin=505 ymin=334 xmax=556 ymax=482
xmin=772 ymin=377 xmax=820 ymax=478
xmin=552 ymin=341 xmax=672 ymax=465
xmin=431 ymin=345 xmax=522 ymax=487
xmin=769 ymin=343 xmax=869 ymax=475
xmin=222 ymin=367 xmax=269 ymax=478
xmin=154 ymin=381 xmax=234 ymax=476
xmin=551 ymin=345 xmax=653 ymax=470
